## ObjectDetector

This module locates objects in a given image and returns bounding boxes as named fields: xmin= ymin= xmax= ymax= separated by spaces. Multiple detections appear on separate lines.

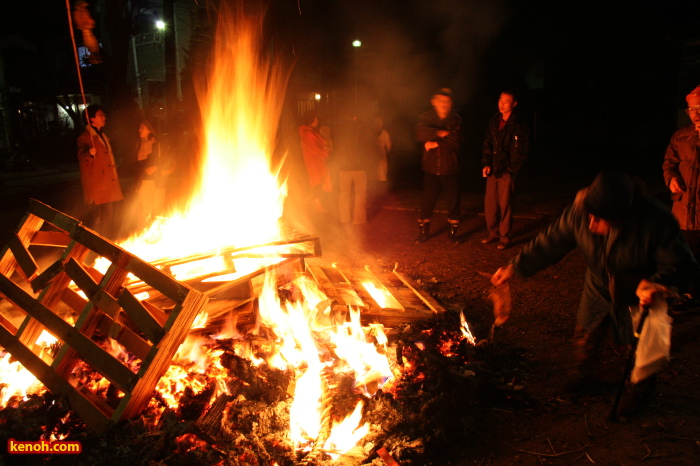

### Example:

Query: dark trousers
xmin=419 ymin=172 xmax=461 ymax=222
xmin=681 ymin=229 xmax=700 ymax=296
xmin=484 ymin=173 xmax=514 ymax=242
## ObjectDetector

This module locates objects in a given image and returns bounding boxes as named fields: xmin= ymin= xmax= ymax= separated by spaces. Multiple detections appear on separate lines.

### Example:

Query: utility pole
xmin=163 ymin=0 xmax=178 ymax=132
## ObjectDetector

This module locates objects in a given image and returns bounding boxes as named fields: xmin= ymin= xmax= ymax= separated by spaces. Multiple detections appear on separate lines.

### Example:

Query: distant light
xmin=352 ymin=40 xmax=362 ymax=47
xmin=155 ymin=20 xmax=165 ymax=30
xmin=314 ymin=93 xmax=321 ymax=101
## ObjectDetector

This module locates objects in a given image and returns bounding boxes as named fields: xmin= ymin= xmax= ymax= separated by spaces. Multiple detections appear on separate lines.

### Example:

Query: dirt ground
xmin=290 ymin=165 xmax=700 ymax=465
xmin=1 ymin=157 xmax=699 ymax=465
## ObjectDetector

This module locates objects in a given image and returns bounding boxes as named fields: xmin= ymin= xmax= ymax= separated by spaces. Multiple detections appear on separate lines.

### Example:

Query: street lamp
xmin=155 ymin=20 xmax=165 ymax=30
xmin=352 ymin=40 xmax=361 ymax=108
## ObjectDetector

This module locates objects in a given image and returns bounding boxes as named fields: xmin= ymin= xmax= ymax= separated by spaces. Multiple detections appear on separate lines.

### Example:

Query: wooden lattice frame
xmin=0 ymin=200 xmax=208 ymax=432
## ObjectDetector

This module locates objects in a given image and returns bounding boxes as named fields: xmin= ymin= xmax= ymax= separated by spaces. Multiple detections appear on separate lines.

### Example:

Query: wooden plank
xmin=60 ymin=287 xmax=88 ymax=313
xmin=330 ymin=267 xmax=368 ymax=308
xmin=28 ymin=199 xmax=82 ymax=234
xmin=122 ymin=289 xmax=208 ymax=420
xmin=124 ymin=254 xmax=192 ymax=303
xmin=392 ymin=269 xmax=445 ymax=314
xmin=198 ymin=257 xmax=299 ymax=299
xmin=30 ymin=230 xmax=72 ymax=247
xmin=64 ymin=258 xmax=121 ymax=318
xmin=307 ymin=266 xmax=344 ymax=303
xmin=0 ymin=310 xmax=18 ymax=334
xmin=344 ymin=269 xmax=404 ymax=311
xmin=141 ymin=299 xmax=168 ymax=326
xmin=30 ymin=259 xmax=65 ymax=293
xmin=6 ymin=233 xmax=38 ymax=279
xmin=117 ymin=289 xmax=165 ymax=345
xmin=95 ymin=314 xmax=150 ymax=361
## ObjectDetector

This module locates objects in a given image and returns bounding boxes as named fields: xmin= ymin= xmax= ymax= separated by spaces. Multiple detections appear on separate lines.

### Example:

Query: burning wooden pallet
xmin=0 ymin=200 xmax=209 ymax=433
xmin=307 ymin=264 xmax=445 ymax=326
xmin=0 ymin=200 xmax=444 ymax=434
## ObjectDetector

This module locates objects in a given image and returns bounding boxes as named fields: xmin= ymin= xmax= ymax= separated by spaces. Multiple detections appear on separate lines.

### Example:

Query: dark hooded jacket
xmin=481 ymin=112 xmax=529 ymax=178
xmin=662 ymin=124 xmax=700 ymax=230
xmin=509 ymin=183 xmax=699 ymax=343
xmin=415 ymin=110 xmax=461 ymax=175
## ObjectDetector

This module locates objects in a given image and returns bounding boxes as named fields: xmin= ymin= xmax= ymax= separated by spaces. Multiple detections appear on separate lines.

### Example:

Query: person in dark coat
xmin=491 ymin=171 xmax=699 ymax=417
xmin=77 ymin=104 xmax=123 ymax=238
xmin=414 ymin=88 xmax=462 ymax=243
xmin=481 ymin=90 xmax=529 ymax=249
xmin=663 ymin=84 xmax=700 ymax=266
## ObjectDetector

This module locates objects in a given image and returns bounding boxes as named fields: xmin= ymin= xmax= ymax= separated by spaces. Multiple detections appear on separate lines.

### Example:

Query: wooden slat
xmin=0 ymin=311 xmax=18 ymax=334
xmin=30 ymin=259 xmax=65 ymax=293
xmin=7 ymin=233 xmax=38 ymax=279
xmin=60 ymin=287 xmax=88 ymax=313
xmin=307 ymin=266 xmax=344 ymax=303
xmin=392 ymin=269 xmax=445 ymax=314
xmin=64 ymin=258 xmax=121 ymax=318
xmin=30 ymin=230 xmax=72 ymax=247
xmin=28 ymin=199 xmax=81 ymax=233
xmin=122 ymin=289 xmax=208 ymax=420
xmin=95 ymin=314 xmax=150 ymax=361
xmin=117 ymin=290 xmax=165 ymax=345
xmin=141 ymin=299 xmax=168 ymax=326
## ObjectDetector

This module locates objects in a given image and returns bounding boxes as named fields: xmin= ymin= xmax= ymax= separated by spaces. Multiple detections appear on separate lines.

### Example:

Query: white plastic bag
xmin=631 ymin=297 xmax=673 ymax=384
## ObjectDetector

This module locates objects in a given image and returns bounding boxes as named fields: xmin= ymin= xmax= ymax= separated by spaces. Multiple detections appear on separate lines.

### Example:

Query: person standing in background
xmin=481 ymin=90 xmax=529 ymax=250
xmin=415 ymin=88 xmax=462 ymax=243
xmin=335 ymin=115 xmax=374 ymax=226
xmin=663 ymin=84 xmax=700 ymax=264
xmin=299 ymin=110 xmax=332 ymax=214
xmin=369 ymin=115 xmax=392 ymax=213
xmin=77 ymin=104 xmax=123 ymax=238
xmin=134 ymin=120 xmax=160 ymax=226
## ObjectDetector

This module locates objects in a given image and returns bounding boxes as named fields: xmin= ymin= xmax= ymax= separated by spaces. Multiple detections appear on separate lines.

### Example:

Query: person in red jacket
xmin=77 ymin=104 xmax=123 ymax=238
xmin=298 ymin=110 xmax=331 ymax=214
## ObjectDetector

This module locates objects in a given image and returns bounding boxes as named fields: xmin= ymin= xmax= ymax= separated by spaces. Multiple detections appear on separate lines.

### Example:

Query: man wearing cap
xmin=481 ymin=90 xmax=529 ymax=249
xmin=663 ymin=85 xmax=700 ymax=265
xmin=414 ymin=88 xmax=462 ymax=243
xmin=490 ymin=171 xmax=699 ymax=417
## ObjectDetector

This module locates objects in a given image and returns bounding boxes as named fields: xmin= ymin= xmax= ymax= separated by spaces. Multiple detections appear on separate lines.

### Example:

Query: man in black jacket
xmin=415 ymin=88 xmax=462 ymax=243
xmin=481 ymin=91 xmax=529 ymax=249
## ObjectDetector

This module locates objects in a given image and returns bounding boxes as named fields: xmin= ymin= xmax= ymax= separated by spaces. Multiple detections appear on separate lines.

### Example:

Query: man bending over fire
xmin=490 ymin=171 xmax=699 ymax=417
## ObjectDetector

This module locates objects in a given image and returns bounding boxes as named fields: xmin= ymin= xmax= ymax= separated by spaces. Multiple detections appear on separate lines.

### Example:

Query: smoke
xmin=326 ymin=0 xmax=511 ymax=153
xmin=337 ymin=0 xmax=510 ymax=108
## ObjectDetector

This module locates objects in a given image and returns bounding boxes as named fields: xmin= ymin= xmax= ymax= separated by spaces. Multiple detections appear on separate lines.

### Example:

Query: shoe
xmin=481 ymin=236 xmax=498 ymax=244
xmin=497 ymin=242 xmax=508 ymax=250
xmin=416 ymin=222 xmax=430 ymax=244
xmin=616 ymin=375 xmax=657 ymax=418
xmin=448 ymin=224 xmax=460 ymax=243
